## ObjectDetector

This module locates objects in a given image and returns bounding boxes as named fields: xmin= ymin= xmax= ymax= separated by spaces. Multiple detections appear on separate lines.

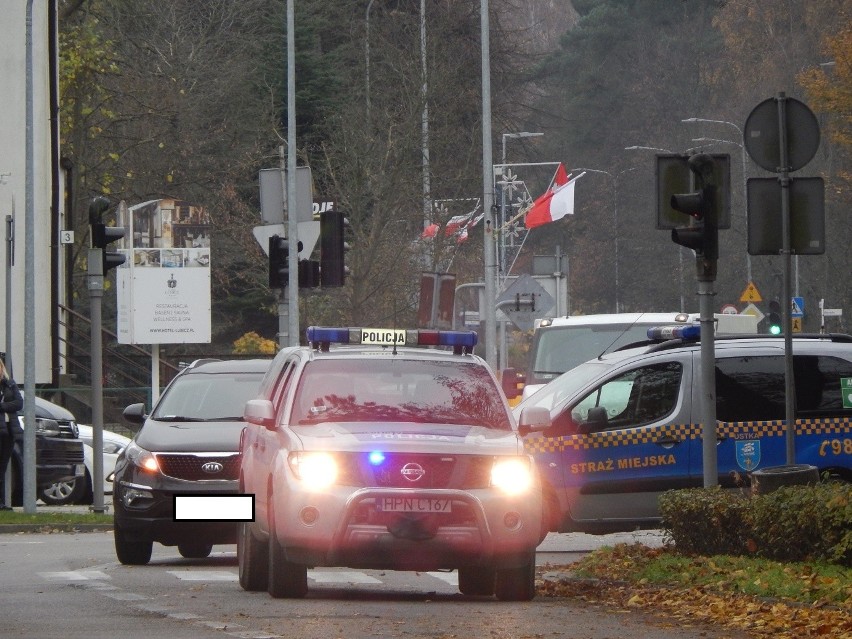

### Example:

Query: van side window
xmin=794 ymin=355 xmax=852 ymax=416
xmin=571 ymin=362 xmax=682 ymax=431
xmin=716 ymin=356 xmax=785 ymax=421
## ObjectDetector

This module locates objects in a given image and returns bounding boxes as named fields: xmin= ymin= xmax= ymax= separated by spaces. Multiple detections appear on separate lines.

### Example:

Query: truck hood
xmin=290 ymin=422 xmax=523 ymax=456
xmin=136 ymin=419 xmax=244 ymax=453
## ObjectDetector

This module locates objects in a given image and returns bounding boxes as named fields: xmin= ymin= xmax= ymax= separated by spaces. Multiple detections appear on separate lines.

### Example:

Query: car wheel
xmin=114 ymin=524 xmax=153 ymax=565
xmin=40 ymin=472 xmax=87 ymax=506
xmin=494 ymin=552 xmax=536 ymax=602
xmin=267 ymin=502 xmax=307 ymax=598
xmin=178 ymin=542 xmax=213 ymax=559
xmin=238 ymin=521 xmax=269 ymax=591
xmin=457 ymin=566 xmax=495 ymax=596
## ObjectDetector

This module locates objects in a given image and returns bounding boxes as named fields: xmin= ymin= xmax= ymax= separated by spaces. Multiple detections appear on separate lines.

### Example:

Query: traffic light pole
xmin=87 ymin=249 xmax=106 ymax=514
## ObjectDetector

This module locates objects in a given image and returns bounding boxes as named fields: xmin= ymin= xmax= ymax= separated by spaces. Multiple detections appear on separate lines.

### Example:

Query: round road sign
xmin=744 ymin=96 xmax=820 ymax=172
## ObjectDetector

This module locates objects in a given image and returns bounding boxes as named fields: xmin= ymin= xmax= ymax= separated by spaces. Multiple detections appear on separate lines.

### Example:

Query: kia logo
xmin=400 ymin=462 xmax=426 ymax=482
xmin=201 ymin=461 xmax=224 ymax=474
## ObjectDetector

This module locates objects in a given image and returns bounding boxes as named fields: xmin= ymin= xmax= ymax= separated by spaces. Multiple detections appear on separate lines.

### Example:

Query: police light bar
xmin=306 ymin=326 xmax=478 ymax=351
xmin=646 ymin=324 xmax=701 ymax=340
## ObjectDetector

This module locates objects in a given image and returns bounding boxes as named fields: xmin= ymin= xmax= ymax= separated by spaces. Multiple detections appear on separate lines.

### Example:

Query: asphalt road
xmin=0 ymin=521 xmax=755 ymax=639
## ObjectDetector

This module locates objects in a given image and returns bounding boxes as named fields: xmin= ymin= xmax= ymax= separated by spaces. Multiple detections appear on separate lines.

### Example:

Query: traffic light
xmin=320 ymin=210 xmax=349 ymax=287
xmin=268 ymin=235 xmax=289 ymax=289
xmin=298 ymin=259 xmax=320 ymax=289
xmin=88 ymin=197 xmax=126 ymax=273
xmin=669 ymin=154 xmax=721 ymax=281
xmin=767 ymin=300 xmax=782 ymax=335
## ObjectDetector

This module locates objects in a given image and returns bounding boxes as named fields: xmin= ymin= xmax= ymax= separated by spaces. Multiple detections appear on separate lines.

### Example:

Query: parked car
xmin=112 ymin=358 xmax=271 ymax=565
xmin=238 ymin=327 xmax=550 ymax=601
xmin=6 ymin=396 xmax=85 ymax=506
xmin=39 ymin=425 xmax=131 ymax=505
xmin=516 ymin=330 xmax=852 ymax=535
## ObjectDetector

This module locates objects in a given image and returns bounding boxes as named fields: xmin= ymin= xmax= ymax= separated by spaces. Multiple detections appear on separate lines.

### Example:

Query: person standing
xmin=0 ymin=358 xmax=23 ymax=510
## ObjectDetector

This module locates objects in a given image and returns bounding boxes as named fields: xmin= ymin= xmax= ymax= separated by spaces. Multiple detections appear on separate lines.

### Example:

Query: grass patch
xmin=569 ymin=543 xmax=852 ymax=607
xmin=0 ymin=510 xmax=113 ymax=527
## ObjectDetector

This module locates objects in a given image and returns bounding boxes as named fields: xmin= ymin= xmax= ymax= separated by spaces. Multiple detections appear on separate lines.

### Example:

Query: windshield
xmin=519 ymin=360 xmax=610 ymax=413
xmin=530 ymin=324 xmax=658 ymax=379
xmin=153 ymin=371 xmax=265 ymax=421
xmin=292 ymin=358 xmax=512 ymax=430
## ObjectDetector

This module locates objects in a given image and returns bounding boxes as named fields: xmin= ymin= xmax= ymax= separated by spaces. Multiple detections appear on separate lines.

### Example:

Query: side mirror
xmin=244 ymin=398 xmax=276 ymax=431
xmin=517 ymin=405 xmax=551 ymax=437
xmin=500 ymin=367 xmax=525 ymax=400
xmin=122 ymin=403 xmax=147 ymax=433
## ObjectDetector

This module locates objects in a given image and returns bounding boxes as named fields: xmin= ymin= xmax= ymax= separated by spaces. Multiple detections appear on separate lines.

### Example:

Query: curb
xmin=0 ymin=524 xmax=113 ymax=534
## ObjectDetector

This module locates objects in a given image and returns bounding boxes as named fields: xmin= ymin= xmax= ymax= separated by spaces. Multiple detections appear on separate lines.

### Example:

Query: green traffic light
xmin=769 ymin=324 xmax=782 ymax=335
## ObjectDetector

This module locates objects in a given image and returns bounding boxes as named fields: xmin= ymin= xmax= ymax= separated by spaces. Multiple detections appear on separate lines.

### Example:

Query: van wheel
xmin=114 ymin=524 xmax=153 ymax=565
xmin=495 ymin=553 xmax=536 ymax=602
xmin=178 ymin=542 xmax=212 ymax=559
xmin=40 ymin=472 xmax=88 ymax=506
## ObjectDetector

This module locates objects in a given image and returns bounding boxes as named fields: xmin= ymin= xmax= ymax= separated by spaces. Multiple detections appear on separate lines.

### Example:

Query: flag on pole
xmin=524 ymin=164 xmax=582 ymax=229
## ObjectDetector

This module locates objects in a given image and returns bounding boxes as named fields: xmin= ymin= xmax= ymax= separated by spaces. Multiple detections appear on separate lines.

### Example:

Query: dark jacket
xmin=0 ymin=377 xmax=23 ymax=435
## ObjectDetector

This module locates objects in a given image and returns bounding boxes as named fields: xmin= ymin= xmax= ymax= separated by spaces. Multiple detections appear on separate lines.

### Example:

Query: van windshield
xmin=529 ymin=324 xmax=656 ymax=383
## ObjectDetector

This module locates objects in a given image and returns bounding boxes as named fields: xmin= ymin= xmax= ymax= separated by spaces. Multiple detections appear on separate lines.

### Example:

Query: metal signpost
xmin=744 ymin=92 xmax=822 ymax=464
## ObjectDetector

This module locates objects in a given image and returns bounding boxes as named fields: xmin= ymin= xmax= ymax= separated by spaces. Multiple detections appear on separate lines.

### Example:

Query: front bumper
xmin=274 ymin=485 xmax=541 ymax=571
xmin=36 ymin=437 xmax=85 ymax=488
xmin=113 ymin=478 xmax=239 ymax=546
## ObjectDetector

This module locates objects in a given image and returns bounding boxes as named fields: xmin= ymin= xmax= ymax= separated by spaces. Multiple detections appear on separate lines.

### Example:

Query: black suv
xmin=7 ymin=396 xmax=85 ymax=506
xmin=112 ymin=358 xmax=270 ymax=565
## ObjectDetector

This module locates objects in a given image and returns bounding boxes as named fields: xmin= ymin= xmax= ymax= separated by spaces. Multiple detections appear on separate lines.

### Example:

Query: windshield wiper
xmin=153 ymin=415 xmax=207 ymax=422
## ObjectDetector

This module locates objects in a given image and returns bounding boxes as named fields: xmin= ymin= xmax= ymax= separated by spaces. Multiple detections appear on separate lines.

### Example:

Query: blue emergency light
xmin=306 ymin=326 xmax=478 ymax=353
xmin=646 ymin=324 xmax=701 ymax=341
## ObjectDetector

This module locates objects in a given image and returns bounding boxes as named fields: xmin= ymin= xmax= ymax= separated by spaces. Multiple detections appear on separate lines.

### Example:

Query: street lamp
xmin=683 ymin=116 xmax=751 ymax=285
xmin=569 ymin=167 xmax=636 ymax=313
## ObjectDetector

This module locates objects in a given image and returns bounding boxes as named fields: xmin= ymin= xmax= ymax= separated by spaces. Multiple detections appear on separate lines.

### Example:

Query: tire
xmin=178 ymin=542 xmax=213 ymax=559
xmin=457 ymin=566 xmax=495 ymax=596
xmin=494 ymin=553 xmax=536 ymax=602
xmin=267 ymin=502 xmax=307 ymax=598
xmin=751 ymin=464 xmax=820 ymax=495
xmin=40 ymin=472 xmax=87 ymax=506
xmin=238 ymin=521 xmax=269 ymax=592
xmin=114 ymin=524 xmax=153 ymax=566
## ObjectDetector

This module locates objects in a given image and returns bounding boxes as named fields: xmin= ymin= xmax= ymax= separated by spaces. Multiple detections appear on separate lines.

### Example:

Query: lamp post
xmin=681 ymin=118 xmax=752 ymax=284
xmin=569 ymin=167 xmax=635 ymax=313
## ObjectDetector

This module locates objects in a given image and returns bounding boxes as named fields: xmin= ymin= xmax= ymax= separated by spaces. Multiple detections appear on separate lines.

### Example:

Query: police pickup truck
xmin=515 ymin=328 xmax=851 ymax=534
xmin=238 ymin=327 xmax=549 ymax=601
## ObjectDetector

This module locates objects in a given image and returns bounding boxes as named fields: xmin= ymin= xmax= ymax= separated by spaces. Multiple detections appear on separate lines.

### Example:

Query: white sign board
xmin=116 ymin=199 xmax=211 ymax=344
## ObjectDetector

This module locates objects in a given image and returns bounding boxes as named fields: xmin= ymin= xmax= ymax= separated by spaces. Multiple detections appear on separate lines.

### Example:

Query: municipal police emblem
xmin=735 ymin=439 xmax=761 ymax=471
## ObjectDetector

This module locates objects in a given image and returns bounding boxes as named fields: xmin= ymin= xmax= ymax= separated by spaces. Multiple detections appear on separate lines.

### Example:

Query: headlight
xmin=288 ymin=452 xmax=337 ymax=488
xmin=490 ymin=457 xmax=534 ymax=495
xmin=124 ymin=441 xmax=160 ymax=473
xmin=34 ymin=418 xmax=62 ymax=437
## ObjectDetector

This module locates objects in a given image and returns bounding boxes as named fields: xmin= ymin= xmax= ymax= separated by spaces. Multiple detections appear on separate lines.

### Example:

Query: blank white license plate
xmin=378 ymin=497 xmax=452 ymax=513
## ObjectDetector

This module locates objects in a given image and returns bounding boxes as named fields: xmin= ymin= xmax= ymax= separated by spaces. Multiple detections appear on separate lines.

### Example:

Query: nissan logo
xmin=400 ymin=462 xmax=426 ymax=482
xmin=201 ymin=461 xmax=224 ymax=474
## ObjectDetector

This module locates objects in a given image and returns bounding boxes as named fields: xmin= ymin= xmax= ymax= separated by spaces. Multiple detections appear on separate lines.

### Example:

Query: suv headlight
xmin=288 ymin=452 xmax=337 ymax=488
xmin=490 ymin=457 xmax=534 ymax=495
xmin=124 ymin=441 xmax=160 ymax=473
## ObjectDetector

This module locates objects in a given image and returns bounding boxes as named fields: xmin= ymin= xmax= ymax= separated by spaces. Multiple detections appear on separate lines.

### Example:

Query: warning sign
xmin=739 ymin=282 xmax=762 ymax=303
xmin=792 ymin=317 xmax=803 ymax=333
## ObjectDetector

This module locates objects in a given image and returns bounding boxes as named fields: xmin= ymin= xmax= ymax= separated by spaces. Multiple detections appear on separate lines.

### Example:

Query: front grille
xmin=38 ymin=445 xmax=84 ymax=465
xmin=155 ymin=453 xmax=240 ymax=481
xmin=55 ymin=419 xmax=79 ymax=439
xmin=337 ymin=453 xmax=494 ymax=489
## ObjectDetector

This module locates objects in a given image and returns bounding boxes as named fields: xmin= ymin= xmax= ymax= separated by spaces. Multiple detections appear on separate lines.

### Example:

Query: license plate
xmin=377 ymin=497 xmax=452 ymax=513
xmin=75 ymin=464 xmax=86 ymax=476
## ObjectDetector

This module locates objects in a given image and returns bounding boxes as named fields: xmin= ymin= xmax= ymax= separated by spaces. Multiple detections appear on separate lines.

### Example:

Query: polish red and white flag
xmin=525 ymin=164 xmax=583 ymax=229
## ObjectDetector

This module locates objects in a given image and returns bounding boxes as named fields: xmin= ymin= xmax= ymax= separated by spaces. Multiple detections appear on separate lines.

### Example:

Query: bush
xmin=659 ymin=482 xmax=851 ymax=566
xmin=233 ymin=331 xmax=277 ymax=355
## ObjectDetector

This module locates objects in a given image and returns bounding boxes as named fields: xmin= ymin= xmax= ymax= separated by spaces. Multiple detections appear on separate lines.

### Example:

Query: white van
xmin=513 ymin=312 xmax=759 ymax=400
